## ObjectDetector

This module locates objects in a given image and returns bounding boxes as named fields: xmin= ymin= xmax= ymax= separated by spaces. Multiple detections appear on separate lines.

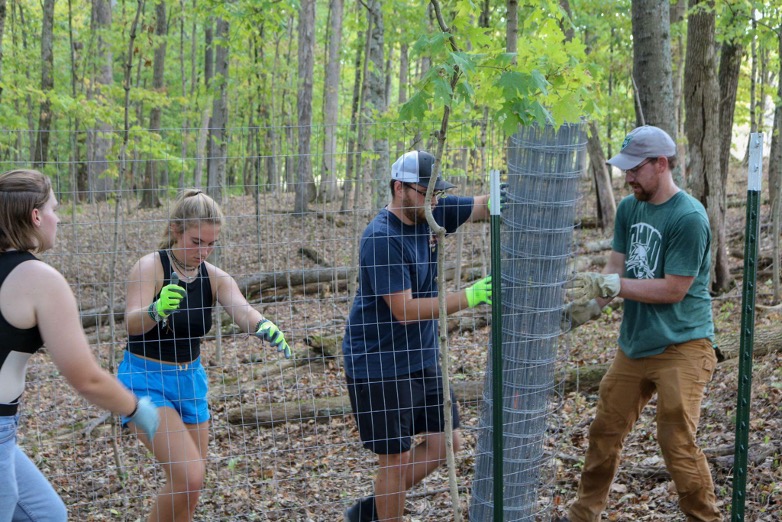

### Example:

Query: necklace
xmin=167 ymin=250 xmax=198 ymax=281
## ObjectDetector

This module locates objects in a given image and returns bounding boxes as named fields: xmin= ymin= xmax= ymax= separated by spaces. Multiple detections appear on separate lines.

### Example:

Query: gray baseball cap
xmin=607 ymin=125 xmax=676 ymax=170
xmin=391 ymin=150 xmax=456 ymax=191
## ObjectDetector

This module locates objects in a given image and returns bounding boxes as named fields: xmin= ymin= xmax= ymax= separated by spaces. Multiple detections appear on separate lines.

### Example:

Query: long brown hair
xmin=0 ymin=169 xmax=52 ymax=252
xmin=159 ymin=189 xmax=224 ymax=249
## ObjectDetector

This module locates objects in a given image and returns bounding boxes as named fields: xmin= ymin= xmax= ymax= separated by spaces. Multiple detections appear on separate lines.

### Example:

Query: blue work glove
xmin=566 ymin=272 xmax=620 ymax=304
xmin=487 ymin=182 xmax=509 ymax=213
xmin=129 ymin=396 xmax=160 ymax=440
xmin=465 ymin=276 xmax=492 ymax=307
xmin=255 ymin=319 xmax=292 ymax=359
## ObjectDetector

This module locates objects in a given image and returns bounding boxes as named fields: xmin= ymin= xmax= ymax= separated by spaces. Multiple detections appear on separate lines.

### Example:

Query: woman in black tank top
xmin=119 ymin=189 xmax=292 ymax=522
xmin=0 ymin=169 xmax=159 ymax=520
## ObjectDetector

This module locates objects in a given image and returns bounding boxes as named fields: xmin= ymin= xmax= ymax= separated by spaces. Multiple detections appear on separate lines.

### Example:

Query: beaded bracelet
xmin=148 ymin=302 xmax=162 ymax=323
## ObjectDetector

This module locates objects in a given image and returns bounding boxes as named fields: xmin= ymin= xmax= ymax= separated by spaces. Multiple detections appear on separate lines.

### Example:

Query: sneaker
xmin=344 ymin=496 xmax=377 ymax=522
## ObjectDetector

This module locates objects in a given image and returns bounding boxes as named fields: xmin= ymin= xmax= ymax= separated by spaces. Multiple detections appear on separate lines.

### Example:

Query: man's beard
xmin=401 ymin=194 xmax=427 ymax=223
xmin=630 ymin=183 xmax=651 ymax=202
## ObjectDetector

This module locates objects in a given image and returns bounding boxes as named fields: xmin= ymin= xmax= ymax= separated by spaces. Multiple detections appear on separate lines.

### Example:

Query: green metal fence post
xmin=730 ymin=132 xmax=763 ymax=521
xmin=490 ymin=169 xmax=504 ymax=521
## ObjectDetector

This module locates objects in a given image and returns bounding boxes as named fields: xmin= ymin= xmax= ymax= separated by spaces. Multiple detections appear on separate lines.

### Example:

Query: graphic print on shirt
xmin=626 ymin=222 xmax=662 ymax=279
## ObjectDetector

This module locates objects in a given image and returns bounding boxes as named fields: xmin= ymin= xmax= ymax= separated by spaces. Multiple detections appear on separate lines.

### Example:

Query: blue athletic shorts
xmin=346 ymin=364 xmax=460 ymax=455
xmin=117 ymin=351 xmax=210 ymax=425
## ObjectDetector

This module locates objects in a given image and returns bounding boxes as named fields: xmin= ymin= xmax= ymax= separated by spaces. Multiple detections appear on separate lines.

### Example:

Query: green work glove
xmin=562 ymin=299 xmax=602 ymax=330
xmin=487 ymin=182 xmax=509 ymax=213
xmin=465 ymin=275 xmax=492 ymax=308
xmin=151 ymin=282 xmax=186 ymax=320
xmin=255 ymin=319 xmax=292 ymax=359
xmin=566 ymin=272 xmax=620 ymax=304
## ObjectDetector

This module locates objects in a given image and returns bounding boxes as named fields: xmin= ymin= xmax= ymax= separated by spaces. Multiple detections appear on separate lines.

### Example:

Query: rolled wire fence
xmin=470 ymin=122 xmax=586 ymax=520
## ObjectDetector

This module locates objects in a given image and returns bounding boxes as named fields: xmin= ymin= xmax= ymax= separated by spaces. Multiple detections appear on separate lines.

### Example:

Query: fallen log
xmin=563 ymin=325 xmax=782 ymax=393
xmin=554 ymin=442 xmax=777 ymax=481
xmin=235 ymin=267 xmax=358 ymax=300
xmin=298 ymin=246 xmax=332 ymax=267
xmin=227 ymin=325 xmax=782 ymax=428
xmin=621 ymin=443 xmax=777 ymax=480
xmin=81 ymin=305 xmax=124 ymax=329
xmin=235 ymin=261 xmax=482 ymax=300
xmin=81 ymin=261 xmax=483 ymax=330
xmin=226 ymin=380 xmax=484 ymax=427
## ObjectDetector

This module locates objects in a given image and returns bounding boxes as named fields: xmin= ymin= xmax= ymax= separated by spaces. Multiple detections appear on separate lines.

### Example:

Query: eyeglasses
xmin=624 ymin=158 xmax=656 ymax=176
xmin=403 ymin=183 xmax=447 ymax=201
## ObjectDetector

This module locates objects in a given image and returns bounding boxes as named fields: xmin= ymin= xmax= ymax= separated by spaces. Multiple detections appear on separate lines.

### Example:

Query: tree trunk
xmin=670 ymin=0 xmax=687 ymax=179
xmin=207 ymin=17 xmax=229 ymax=203
xmin=769 ymin=29 xmax=782 ymax=303
xmin=256 ymin=28 xmax=278 ymax=193
xmin=318 ymin=0 xmax=344 ymax=203
xmin=395 ymin=42 xmax=409 ymax=159
xmin=340 ymin=28 xmax=365 ymax=213
xmin=558 ymin=0 xmax=574 ymax=43
xmin=65 ymin=0 xmax=83 ymax=206
xmin=283 ymin=19 xmax=296 ymax=192
xmin=717 ymin=8 xmax=744 ymax=191
xmin=32 ymin=0 xmax=55 ymax=169
xmin=757 ymin=42 xmax=769 ymax=138
xmin=350 ymin=16 xmax=374 ymax=213
xmin=139 ymin=0 xmax=167 ymax=209
xmin=743 ymin=19 xmax=759 ymax=165
xmin=631 ymin=0 xmax=677 ymax=139
xmin=294 ymin=0 xmax=316 ymax=214
xmin=199 ymin=17 xmax=213 ymax=189
xmin=507 ymin=0 xmax=518 ymax=55
xmin=177 ymin=0 xmax=192 ymax=190
xmin=684 ymin=0 xmax=730 ymax=293
xmin=717 ymin=36 xmax=743 ymax=245
xmin=365 ymin=0 xmax=388 ymax=211
xmin=194 ymin=103 xmax=211 ymax=189
xmin=87 ymin=0 xmax=114 ymax=203
xmin=12 ymin=2 xmax=35 ymax=160
xmin=587 ymin=121 xmax=616 ymax=232
xmin=0 ymin=0 xmax=7 ymax=103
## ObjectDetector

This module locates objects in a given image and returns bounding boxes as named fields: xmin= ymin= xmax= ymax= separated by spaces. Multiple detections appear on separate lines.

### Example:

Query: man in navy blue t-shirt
xmin=343 ymin=150 xmax=494 ymax=522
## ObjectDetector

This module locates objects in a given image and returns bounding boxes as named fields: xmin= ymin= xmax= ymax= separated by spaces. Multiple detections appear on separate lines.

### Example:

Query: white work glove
xmin=562 ymin=299 xmax=603 ymax=330
xmin=566 ymin=273 xmax=620 ymax=304
xmin=128 ymin=397 xmax=160 ymax=441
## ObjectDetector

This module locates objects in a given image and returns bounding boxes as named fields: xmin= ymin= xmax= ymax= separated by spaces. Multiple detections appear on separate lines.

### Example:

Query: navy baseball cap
xmin=391 ymin=150 xmax=456 ymax=191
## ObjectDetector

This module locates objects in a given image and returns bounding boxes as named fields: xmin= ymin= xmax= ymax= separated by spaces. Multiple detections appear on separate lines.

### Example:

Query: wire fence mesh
xmin=3 ymin=120 xmax=587 ymax=521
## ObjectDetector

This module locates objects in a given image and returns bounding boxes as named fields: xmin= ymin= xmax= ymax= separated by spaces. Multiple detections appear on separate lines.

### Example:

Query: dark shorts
xmin=346 ymin=365 xmax=460 ymax=455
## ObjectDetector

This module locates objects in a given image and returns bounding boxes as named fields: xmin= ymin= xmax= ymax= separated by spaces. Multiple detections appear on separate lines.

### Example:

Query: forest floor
xmin=16 ymin=161 xmax=782 ymax=521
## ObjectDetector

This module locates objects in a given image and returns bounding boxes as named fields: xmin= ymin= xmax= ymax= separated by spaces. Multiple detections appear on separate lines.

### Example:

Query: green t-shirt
xmin=612 ymin=191 xmax=714 ymax=359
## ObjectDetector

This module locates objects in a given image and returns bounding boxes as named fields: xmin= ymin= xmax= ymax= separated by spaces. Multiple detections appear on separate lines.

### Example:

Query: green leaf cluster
xmin=397 ymin=0 xmax=596 ymax=136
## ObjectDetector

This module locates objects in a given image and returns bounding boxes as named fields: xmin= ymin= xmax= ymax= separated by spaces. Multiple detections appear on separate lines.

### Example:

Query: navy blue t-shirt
xmin=343 ymin=195 xmax=474 ymax=379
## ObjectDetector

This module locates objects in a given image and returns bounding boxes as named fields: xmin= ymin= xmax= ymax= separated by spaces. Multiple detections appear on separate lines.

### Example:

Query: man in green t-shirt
xmin=561 ymin=126 xmax=720 ymax=522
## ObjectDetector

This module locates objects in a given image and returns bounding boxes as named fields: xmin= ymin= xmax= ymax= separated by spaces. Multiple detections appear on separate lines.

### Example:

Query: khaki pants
xmin=568 ymin=339 xmax=721 ymax=522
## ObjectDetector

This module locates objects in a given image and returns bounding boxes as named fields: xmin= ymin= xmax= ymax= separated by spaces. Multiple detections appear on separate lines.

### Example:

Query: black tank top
xmin=127 ymin=250 xmax=213 ymax=363
xmin=0 ymin=251 xmax=44 ymax=410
